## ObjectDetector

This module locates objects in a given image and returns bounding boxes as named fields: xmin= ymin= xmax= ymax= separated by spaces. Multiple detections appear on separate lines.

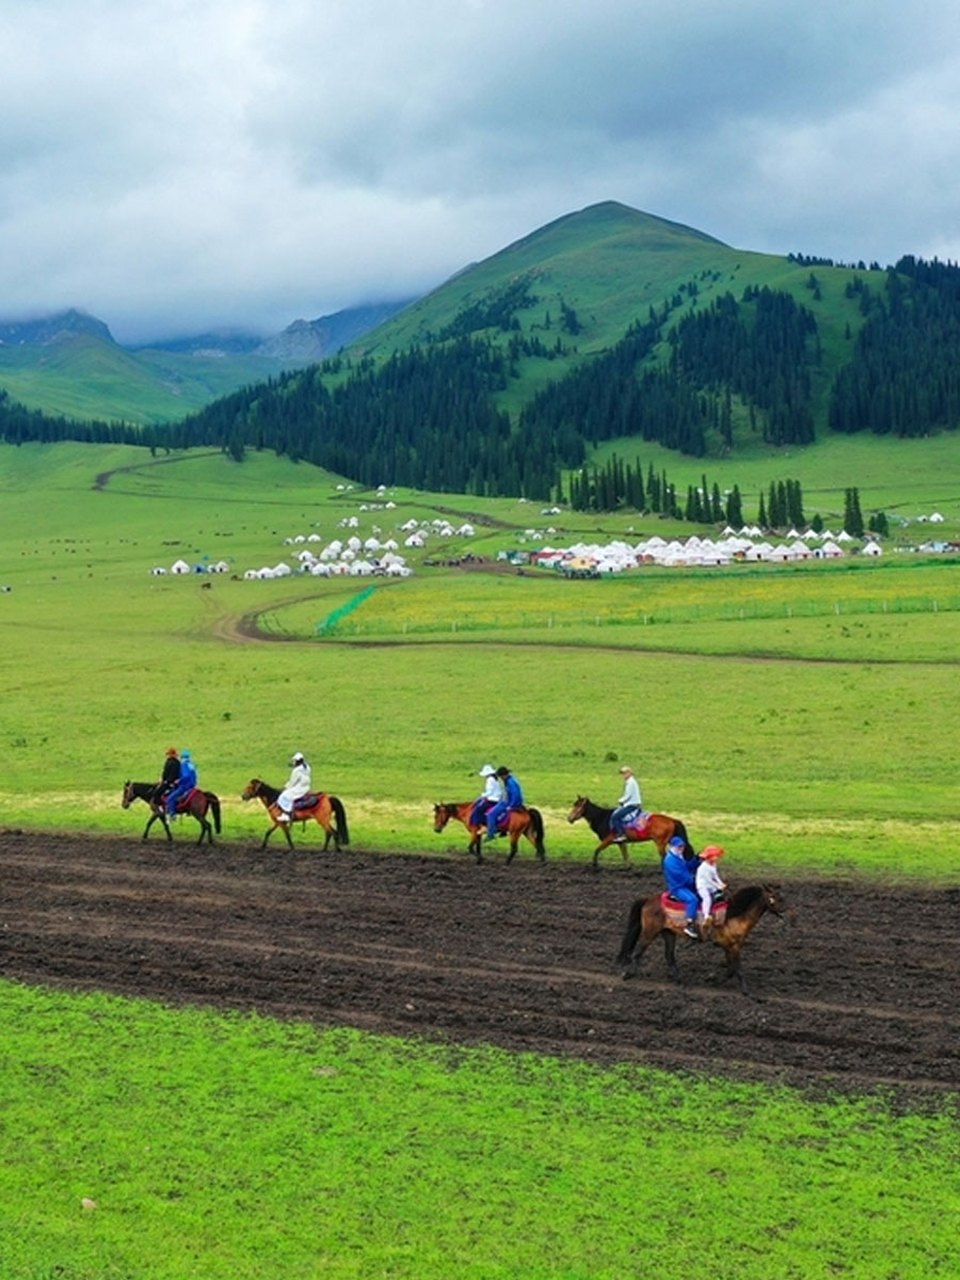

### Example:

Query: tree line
xmin=2 ymin=258 xmax=959 ymax=508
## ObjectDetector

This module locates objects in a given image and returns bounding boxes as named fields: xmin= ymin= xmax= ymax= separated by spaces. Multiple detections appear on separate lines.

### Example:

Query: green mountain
xmin=0 ymin=302 xmax=410 ymax=425
xmin=4 ymin=202 xmax=959 ymax=506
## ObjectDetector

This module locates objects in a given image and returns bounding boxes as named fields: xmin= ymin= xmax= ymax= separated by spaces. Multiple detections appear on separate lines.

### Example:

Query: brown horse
xmin=616 ymin=884 xmax=787 ymax=997
xmin=242 ymin=778 xmax=349 ymax=851
xmin=433 ymin=800 xmax=546 ymax=864
xmin=122 ymin=779 xmax=222 ymax=846
xmin=567 ymin=795 xmax=694 ymax=869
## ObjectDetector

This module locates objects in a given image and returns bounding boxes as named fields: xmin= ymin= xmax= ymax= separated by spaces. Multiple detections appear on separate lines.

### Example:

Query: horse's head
xmin=241 ymin=778 xmax=262 ymax=802
xmin=567 ymin=795 xmax=587 ymax=824
xmin=121 ymin=780 xmax=133 ymax=809
xmin=433 ymin=803 xmax=450 ymax=833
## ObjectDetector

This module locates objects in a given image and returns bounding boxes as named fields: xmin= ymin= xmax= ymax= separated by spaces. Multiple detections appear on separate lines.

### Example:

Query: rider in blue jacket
xmin=486 ymin=766 xmax=523 ymax=839
xmin=166 ymin=749 xmax=197 ymax=818
xmin=662 ymin=835 xmax=700 ymax=937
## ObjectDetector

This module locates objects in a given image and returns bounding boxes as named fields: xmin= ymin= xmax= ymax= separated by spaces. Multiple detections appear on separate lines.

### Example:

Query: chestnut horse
xmin=242 ymin=778 xmax=349 ymax=851
xmin=433 ymin=800 xmax=546 ymax=864
xmin=567 ymin=795 xmax=694 ymax=869
xmin=616 ymin=884 xmax=787 ymax=997
xmin=122 ymin=779 xmax=222 ymax=846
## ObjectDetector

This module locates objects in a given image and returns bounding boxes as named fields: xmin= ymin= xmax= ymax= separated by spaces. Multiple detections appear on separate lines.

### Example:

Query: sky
xmin=2 ymin=0 xmax=960 ymax=344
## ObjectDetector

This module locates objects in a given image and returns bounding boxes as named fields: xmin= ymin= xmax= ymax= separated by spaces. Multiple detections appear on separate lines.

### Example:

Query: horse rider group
xmin=152 ymin=751 xmax=728 ymax=917
xmin=471 ymin=764 xmax=525 ymax=840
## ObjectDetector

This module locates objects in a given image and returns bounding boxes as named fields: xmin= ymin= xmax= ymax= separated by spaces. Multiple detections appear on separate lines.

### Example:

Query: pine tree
xmin=725 ymin=484 xmax=743 ymax=528
xmin=843 ymin=487 xmax=865 ymax=537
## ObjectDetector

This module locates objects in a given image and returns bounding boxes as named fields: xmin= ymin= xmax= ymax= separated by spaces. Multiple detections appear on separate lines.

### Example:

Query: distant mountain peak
xmin=0 ymin=308 xmax=114 ymax=347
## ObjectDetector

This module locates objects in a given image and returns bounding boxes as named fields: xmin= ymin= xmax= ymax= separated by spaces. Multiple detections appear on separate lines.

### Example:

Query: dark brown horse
xmin=242 ymin=778 xmax=349 ymax=851
xmin=567 ymin=795 xmax=694 ymax=869
xmin=433 ymin=800 xmax=546 ymax=864
xmin=122 ymin=779 xmax=222 ymax=846
xmin=616 ymin=884 xmax=787 ymax=997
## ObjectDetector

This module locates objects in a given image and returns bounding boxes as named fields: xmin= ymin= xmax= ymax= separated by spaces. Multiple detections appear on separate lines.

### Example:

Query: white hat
xmin=479 ymin=764 xmax=495 ymax=776
xmin=291 ymin=752 xmax=305 ymax=764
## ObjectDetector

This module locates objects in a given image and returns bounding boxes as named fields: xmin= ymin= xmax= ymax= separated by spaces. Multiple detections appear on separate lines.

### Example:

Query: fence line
xmin=318 ymin=593 xmax=960 ymax=638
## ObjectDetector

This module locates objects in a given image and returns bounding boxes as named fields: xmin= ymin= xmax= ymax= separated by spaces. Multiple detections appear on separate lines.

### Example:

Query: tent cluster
xmin=244 ymin=537 xmax=411 ymax=580
xmin=521 ymin=528 xmax=878 ymax=575
xmin=241 ymin=518 xmax=475 ymax=580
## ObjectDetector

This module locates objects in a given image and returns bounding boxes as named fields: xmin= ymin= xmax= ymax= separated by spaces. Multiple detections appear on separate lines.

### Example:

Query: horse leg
xmin=621 ymin=941 xmax=650 ymax=979
xmin=722 ymin=943 xmax=751 ymax=997
xmin=664 ymin=931 xmax=682 ymax=984
xmin=619 ymin=839 xmax=629 ymax=864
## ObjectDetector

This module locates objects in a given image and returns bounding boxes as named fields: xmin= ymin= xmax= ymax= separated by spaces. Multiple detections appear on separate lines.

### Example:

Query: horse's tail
xmin=528 ymin=806 xmax=546 ymax=856
xmin=616 ymin=898 xmax=646 ymax=964
xmin=331 ymin=796 xmax=349 ymax=845
xmin=206 ymin=792 xmax=222 ymax=834
xmin=673 ymin=818 xmax=694 ymax=858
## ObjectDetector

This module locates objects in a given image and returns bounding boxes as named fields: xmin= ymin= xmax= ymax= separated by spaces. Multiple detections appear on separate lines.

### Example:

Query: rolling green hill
xmin=3 ymin=202 xmax=959 ymax=503
xmin=0 ymin=331 xmax=285 ymax=425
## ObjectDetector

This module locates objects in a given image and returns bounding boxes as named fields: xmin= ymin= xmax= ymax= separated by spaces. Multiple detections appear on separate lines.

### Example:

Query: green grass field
xmin=3 ymin=983 xmax=958 ymax=1280
xmin=1 ymin=439 xmax=959 ymax=1278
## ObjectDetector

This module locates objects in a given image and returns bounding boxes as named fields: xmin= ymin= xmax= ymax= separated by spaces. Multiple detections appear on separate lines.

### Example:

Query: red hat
xmin=701 ymin=844 xmax=726 ymax=861
xmin=165 ymin=747 xmax=179 ymax=757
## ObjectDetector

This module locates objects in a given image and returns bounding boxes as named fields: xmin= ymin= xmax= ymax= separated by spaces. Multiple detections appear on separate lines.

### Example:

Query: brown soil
xmin=2 ymin=831 xmax=958 ymax=1103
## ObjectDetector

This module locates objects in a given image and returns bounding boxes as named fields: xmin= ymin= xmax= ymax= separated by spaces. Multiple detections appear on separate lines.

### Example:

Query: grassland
xmin=1 ymin=439 xmax=959 ymax=1279
xmin=0 ymin=335 xmax=290 ymax=424
xmin=3 ymin=982 xmax=958 ymax=1280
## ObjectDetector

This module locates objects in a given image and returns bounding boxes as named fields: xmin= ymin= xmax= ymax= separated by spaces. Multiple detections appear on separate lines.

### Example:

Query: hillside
xmin=0 ymin=302 xmax=410 ymax=424
xmin=3 ymin=202 xmax=959 ymax=503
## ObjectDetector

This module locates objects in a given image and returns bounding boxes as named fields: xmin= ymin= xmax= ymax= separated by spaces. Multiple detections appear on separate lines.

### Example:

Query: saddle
xmin=659 ymin=892 xmax=728 ymax=929
xmin=292 ymin=792 xmax=323 ymax=812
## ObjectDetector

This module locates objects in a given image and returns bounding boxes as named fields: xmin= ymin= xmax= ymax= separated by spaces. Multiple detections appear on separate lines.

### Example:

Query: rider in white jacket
xmin=277 ymin=752 xmax=312 ymax=821
xmin=610 ymin=765 xmax=642 ymax=838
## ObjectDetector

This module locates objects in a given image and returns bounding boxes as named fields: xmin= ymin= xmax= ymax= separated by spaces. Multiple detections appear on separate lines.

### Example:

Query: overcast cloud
xmin=2 ymin=0 xmax=959 ymax=343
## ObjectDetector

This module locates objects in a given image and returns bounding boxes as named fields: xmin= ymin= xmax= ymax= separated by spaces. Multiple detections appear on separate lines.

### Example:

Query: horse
xmin=122 ymin=779 xmax=222 ymax=846
xmin=433 ymin=800 xmax=546 ymax=864
xmin=616 ymin=884 xmax=787 ymax=997
xmin=241 ymin=778 xmax=349 ymax=851
xmin=567 ymin=795 xmax=694 ymax=869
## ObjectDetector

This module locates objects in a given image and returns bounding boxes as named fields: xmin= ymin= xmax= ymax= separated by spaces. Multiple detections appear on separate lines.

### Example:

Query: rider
xmin=471 ymin=764 xmax=503 ymax=829
xmin=663 ymin=835 xmax=700 ymax=938
xmin=696 ymin=844 xmax=727 ymax=931
xmin=487 ymin=765 xmax=523 ymax=840
xmin=165 ymin=749 xmax=197 ymax=819
xmin=277 ymin=751 xmax=312 ymax=823
xmin=610 ymin=764 xmax=642 ymax=838
xmin=155 ymin=747 xmax=181 ymax=808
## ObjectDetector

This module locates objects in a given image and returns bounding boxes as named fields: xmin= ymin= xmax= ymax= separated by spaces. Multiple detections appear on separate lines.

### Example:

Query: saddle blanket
xmin=659 ymin=893 xmax=728 ymax=928
xmin=173 ymin=787 xmax=202 ymax=812
xmin=622 ymin=812 xmax=651 ymax=838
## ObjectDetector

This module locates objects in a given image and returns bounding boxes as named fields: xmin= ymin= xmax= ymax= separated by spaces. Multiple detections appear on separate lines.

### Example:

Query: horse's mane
xmin=725 ymin=885 xmax=765 ymax=918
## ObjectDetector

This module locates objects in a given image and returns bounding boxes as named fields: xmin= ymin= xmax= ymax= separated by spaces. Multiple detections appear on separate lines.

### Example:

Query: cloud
xmin=1 ymin=0 xmax=959 ymax=341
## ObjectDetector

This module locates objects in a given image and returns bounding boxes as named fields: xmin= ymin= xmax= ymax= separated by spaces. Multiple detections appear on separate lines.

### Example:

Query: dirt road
xmin=2 ymin=831 xmax=957 ymax=1101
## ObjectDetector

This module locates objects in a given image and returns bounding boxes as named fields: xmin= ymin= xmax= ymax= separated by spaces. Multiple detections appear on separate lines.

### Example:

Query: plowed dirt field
xmin=2 ymin=831 xmax=958 ymax=1101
